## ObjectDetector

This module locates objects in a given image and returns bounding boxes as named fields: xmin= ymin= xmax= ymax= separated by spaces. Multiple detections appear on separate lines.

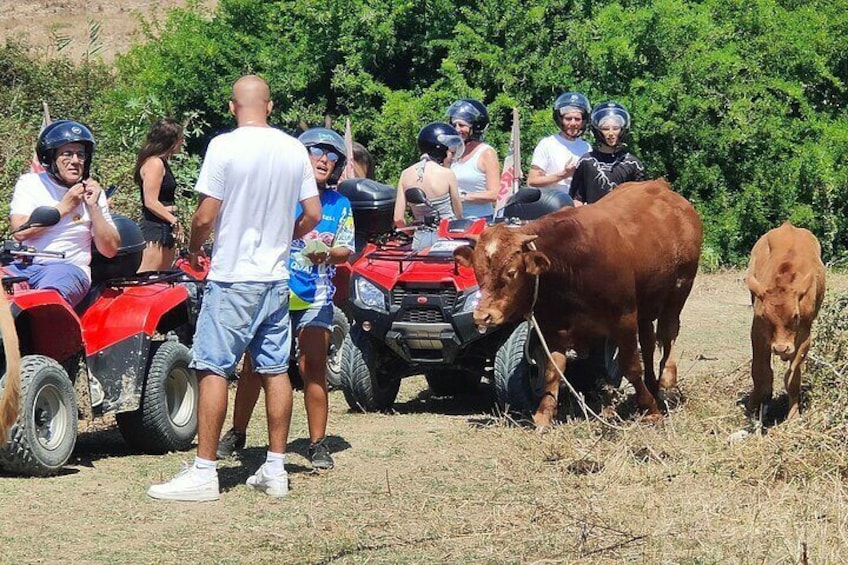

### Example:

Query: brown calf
xmin=746 ymin=222 xmax=825 ymax=420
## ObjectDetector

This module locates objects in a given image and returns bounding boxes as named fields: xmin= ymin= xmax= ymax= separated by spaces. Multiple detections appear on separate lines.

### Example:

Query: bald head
xmin=229 ymin=75 xmax=273 ymax=126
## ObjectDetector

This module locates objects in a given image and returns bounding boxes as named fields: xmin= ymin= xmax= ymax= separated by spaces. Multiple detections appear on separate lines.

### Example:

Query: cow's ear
xmin=746 ymin=273 xmax=766 ymax=299
xmin=524 ymin=251 xmax=551 ymax=275
xmin=454 ymin=245 xmax=475 ymax=268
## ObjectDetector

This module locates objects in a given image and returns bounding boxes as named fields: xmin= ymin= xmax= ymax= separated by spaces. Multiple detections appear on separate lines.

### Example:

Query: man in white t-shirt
xmin=8 ymin=120 xmax=120 ymax=306
xmin=527 ymin=92 xmax=592 ymax=193
xmin=148 ymin=75 xmax=322 ymax=502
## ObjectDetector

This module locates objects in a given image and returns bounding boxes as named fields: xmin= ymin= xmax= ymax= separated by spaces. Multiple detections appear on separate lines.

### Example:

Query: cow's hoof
xmin=600 ymin=405 xmax=618 ymax=421
xmin=532 ymin=410 xmax=555 ymax=432
xmin=657 ymin=387 xmax=682 ymax=411
xmin=641 ymin=412 xmax=664 ymax=426
xmin=786 ymin=404 xmax=801 ymax=421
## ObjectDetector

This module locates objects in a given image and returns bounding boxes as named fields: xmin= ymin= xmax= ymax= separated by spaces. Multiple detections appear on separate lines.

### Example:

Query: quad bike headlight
xmin=458 ymin=288 xmax=481 ymax=314
xmin=354 ymin=276 xmax=388 ymax=312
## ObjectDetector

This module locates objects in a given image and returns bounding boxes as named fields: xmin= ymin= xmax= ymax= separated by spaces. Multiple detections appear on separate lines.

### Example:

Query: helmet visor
xmin=438 ymin=134 xmax=465 ymax=160
xmin=446 ymin=101 xmax=483 ymax=125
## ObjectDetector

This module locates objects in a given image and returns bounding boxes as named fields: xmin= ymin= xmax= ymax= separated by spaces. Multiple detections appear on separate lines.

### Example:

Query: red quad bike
xmin=338 ymin=185 xmax=574 ymax=413
xmin=0 ymin=207 xmax=203 ymax=476
xmin=172 ymin=247 xmax=350 ymax=390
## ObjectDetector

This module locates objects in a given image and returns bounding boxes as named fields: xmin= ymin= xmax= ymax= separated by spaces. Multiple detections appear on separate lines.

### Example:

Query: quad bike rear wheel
xmin=0 ymin=355 xmax=78 ymax=476
xmin=116 ymin=341 xmax=197 ymax=453
xmin=339 ymin=326 xmax=400 ymax=412
xmin=494 ymin=322 xmax=546 ymax=416
xmin=325 ymin=305 xmax=350 ymax=390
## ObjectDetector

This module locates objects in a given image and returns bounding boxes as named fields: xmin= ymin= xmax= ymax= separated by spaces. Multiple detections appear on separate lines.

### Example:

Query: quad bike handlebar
xmin=0 ymin=240 xmax=65 ymax=266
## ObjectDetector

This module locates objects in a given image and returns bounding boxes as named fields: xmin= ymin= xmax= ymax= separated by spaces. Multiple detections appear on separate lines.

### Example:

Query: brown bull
xmin=746 ymin=222 xmax=825 ymax=421
xmin=0 ymin=289 xmax=22 ymax=442
xmin=454 ymin=179 xmax=703 ymax=427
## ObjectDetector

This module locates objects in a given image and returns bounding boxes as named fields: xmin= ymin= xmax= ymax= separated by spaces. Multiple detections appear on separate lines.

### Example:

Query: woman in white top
xmin=446 ymin=99 xmax=500 ymax=220
xmin=395 ymin=122 xmax=464 ymax=249
xmin=527 ymin=91 xmax=592 ymax=193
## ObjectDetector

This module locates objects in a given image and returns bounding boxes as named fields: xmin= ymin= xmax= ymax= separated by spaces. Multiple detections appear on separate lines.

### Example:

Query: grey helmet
xmin=298 ymin=127 xmax=348 ymax=185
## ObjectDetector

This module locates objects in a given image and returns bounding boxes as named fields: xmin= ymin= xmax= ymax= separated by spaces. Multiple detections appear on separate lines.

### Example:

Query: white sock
xmin=265 ymin=451 xmax=285 ymax=475
xmin=193 ymin=456 xmax=217 ymax=480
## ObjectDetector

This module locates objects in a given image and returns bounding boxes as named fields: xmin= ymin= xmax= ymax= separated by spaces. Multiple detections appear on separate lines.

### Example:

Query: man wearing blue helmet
xmin=527 ymin=92 xmax=592 ymax=193
xmin=569 ymin=101 xmax=645 ymax=205
xmin=8 ymin=120 xmax=120 ymax=306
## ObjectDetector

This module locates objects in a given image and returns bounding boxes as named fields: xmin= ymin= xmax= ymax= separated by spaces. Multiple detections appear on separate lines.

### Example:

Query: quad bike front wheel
xmin=0 ymin=355 xmax=78 ymax=476
xmin=494 ymin=322 xmax=546 ymax=416
xmin=116 ymin=341 xmax=197 ymax=454
xmin=339 ymin=326 xmax=400 ymax=412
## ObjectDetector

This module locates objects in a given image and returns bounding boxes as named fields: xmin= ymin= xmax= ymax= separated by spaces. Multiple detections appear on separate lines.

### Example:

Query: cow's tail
xmin=0 ymin=293 xmax=21 ymax=443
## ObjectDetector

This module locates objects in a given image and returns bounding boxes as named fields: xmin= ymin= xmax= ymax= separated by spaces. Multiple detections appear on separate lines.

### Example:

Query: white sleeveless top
xmin=452 ymin=143 xmax=494 ymax=218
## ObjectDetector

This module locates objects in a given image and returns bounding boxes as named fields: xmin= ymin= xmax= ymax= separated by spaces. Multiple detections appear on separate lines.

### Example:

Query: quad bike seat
xmin=500 ymin=187 xmax=574 ymax=221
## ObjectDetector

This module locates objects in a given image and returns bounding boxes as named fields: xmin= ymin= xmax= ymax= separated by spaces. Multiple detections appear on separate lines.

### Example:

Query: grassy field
xmin=2 ymin=270 xmax=848 ymax=564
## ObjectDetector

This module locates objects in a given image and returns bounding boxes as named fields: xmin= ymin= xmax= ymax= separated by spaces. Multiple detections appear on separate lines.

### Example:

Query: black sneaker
xmin=217 ymin=428 xmax=246 ymax=459
xmin=308 ymin=438 xmax=334 ymax=470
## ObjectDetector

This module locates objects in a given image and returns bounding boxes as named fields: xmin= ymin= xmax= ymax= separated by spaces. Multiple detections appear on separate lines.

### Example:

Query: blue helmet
xmin=445 ymin=99 xmax=489 ymax=140
xmin=298 ymin=127 xmax=348 ymax=185
xmin=590 ymin=102 xmax=631 ymax=148
xmin=36 ymin=120 xmax=96 ymax=180
xmin=553 ymin=92 xmax=591 ymax=133
xmin=417 ymin=122 xmax=464 ymax=163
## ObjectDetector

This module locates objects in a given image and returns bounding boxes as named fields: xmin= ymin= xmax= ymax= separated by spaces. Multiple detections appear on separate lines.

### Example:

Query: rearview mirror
xmin=404 ymin=187 xmax=428 ymax=205
xmin=13 ymin=206 xmax=61 ymax=234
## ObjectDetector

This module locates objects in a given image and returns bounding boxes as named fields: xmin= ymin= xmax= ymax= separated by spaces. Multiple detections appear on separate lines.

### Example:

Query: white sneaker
xmin=246 ymin=463 xmax=289 ymax=498
xmin=147 ymin=463 xmax=219 ymax=502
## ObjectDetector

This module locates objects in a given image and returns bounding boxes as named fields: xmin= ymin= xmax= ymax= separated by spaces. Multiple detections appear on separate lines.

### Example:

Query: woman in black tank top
xmin=134 ymin=118 xmax=184 ymax=271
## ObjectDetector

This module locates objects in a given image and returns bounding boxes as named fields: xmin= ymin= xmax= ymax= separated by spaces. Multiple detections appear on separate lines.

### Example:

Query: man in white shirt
xmin=8 ymin=121 xmax=120 ymax=306
xmin=527 ymin=92 xmax=592 ymax=193
xmin=147 ymin=75 xmax=322 ymax=502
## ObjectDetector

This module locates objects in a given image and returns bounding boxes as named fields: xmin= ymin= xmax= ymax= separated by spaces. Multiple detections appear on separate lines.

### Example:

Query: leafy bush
xmin=3 ymin=0 xmax=847 ymax=267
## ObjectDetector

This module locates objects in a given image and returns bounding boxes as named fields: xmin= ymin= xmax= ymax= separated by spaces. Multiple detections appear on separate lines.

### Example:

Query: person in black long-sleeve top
xmin=569 ymin=102 xmax=645 ymax=206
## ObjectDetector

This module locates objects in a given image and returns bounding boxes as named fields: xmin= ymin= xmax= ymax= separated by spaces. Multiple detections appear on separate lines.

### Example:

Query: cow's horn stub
xmin=519 ymin=233 xmax=538 ymax=250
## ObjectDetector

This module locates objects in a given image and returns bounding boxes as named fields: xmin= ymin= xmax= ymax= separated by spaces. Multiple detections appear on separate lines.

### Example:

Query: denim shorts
xmin=291 ymin=302 xmax=335 ymax=334
xmin=191 ymin=280 xmax=291 ymax=377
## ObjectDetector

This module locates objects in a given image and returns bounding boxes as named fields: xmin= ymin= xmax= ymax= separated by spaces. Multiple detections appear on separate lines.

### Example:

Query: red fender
xmin=81 ymin=283 xmax=190 ymax=355
xmin=9 ymin=289 xmax=83 ymax=363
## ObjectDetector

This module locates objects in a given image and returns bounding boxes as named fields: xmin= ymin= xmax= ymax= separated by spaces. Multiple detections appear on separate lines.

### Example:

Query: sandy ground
xmin=0 ymin=0 xmax=217 ymax=62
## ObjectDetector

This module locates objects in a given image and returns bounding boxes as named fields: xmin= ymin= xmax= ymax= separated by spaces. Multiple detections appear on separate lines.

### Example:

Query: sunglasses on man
xmin=308 ymin=146 xmax=339 ymax=162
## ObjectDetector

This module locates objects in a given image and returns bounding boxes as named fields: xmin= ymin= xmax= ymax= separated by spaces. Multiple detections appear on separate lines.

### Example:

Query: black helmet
xmin=552 ymin=92 xmax=591 ymax=132
xmin=590 ymin=102 xmax=631 ymax=148
xmin=36 ymin=120 xmax=96 ymax=180
xmin=298 ymin=127 xmax=348 ymax=185
xmin=417 ymin=122 xmax=464 ymax=163
xmin=445 ymin=99 xmax=489 ymax=140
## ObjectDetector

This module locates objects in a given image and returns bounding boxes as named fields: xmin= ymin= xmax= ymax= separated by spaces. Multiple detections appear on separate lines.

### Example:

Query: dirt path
xmin=2 ymin=271 xmax=847 ymax=564
xmin=0 ymin=0 xmax=216 ymax=62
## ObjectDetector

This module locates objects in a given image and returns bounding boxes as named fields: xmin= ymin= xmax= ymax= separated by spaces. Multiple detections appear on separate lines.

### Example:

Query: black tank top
xmin=140 ymin=158 xmax=178 ymax=222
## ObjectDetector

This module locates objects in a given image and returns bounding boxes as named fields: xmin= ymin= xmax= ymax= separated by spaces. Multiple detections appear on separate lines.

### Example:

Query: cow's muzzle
xmin=772 ymin=343 xmax=795 ymax=361
xmin=473 ymin=308 xmax=501 ymax=327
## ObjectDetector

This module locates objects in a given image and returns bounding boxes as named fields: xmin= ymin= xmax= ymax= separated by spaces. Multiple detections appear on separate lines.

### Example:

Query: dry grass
xmin=3 ymin=271 xmax=848 ymax=564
